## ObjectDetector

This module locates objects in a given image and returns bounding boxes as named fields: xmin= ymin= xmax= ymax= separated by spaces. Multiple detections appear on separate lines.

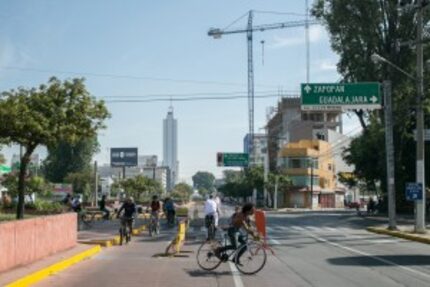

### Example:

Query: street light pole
xmin=383 ymin=81 xmax=397 ymax=230
xmin=415 ymin=0 xmax=426 ymax=233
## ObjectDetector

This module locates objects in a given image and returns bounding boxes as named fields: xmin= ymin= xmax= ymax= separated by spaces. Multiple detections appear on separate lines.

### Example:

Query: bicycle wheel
xmin=234 ymin=241 xmax=267 ymax=275
xmin=196 ymin=240 xmax=223 ymax=271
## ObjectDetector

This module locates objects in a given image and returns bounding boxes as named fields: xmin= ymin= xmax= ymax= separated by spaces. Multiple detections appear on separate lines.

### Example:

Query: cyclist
xmin=215 ymin=203 xmax=259 ymax=265
xmin=164 ymin=197 xmax=176 ymax=226
xmin=117 ymin=196 xmax=137 ymax=237
xmin=204 ymin=195 xmax=218 ymax=240
xmin=148 ymin=195 xmax=161 ymax=233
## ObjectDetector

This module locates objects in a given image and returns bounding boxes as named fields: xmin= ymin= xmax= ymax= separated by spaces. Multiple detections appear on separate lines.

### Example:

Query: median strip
xmin=367 ymin=227 xmax=430 ymax=245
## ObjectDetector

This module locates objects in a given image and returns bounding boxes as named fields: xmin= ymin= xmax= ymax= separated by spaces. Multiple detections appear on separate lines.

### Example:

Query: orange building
xmin=278 ymin=140 xmax=344 ymax=209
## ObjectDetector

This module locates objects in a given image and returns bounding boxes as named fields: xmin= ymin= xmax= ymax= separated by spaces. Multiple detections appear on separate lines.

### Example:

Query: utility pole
xmin=94 ymin=161 xmax=98 ymax=207
xmin=384 ymin=81 xmax=397 ymax=230
xmin=274 ymin=175 xmax=279 ymax=209
xmin=305 ymin=0 xmax=310 ymax=83
xmin=415 ymin=0 xmax=426 ymax=233
xmin=247 ymin=11 xmax=256 ymax=164
xmin=310 ymin=158 xmax=314 ymax=208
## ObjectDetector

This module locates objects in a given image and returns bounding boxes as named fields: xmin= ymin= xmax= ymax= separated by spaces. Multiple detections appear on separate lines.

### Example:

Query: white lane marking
xmin=305 ymin=226 xmax=319 ymax=231
xmin=228 ymin=261 xmax=244 ymax=287
xmin=290 ymin=226 xmax=305 ymax=231
xmin=266 ymin=226 xmax=282 ymax=245
xmin=324 ymin=227 xmax=337 ymax=232
xmin=309 ymin=233 xmax=430 ymax=280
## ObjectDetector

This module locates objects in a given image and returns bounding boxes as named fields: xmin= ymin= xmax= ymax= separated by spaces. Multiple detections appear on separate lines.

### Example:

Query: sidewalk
xmin=0 ymin=244 xmax=101 ymax=287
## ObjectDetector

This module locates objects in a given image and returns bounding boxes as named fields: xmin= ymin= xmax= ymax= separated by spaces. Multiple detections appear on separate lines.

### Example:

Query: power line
xmin=0 ymin=65 xmax=278 ymax=88
xmin=104 ymin=93 xmax=296 ymax=103
xmin=103 ymin=90 xmax=299 ymax=99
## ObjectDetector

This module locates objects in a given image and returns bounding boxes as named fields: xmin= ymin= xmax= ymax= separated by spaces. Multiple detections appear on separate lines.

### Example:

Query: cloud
xmin=269 ymin=25 xmax=327 ymax=49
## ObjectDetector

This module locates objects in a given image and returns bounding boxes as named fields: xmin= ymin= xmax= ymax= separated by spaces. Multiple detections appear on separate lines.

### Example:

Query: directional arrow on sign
xmin=304 ymin=85 xmax=312 ymax=93
xmin=370 ymin=95 xmax=378 ymax=103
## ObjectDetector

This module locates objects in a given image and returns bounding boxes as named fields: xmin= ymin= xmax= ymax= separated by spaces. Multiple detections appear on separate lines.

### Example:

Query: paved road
xmin=36 ymin=205 xmax=430 ymax=287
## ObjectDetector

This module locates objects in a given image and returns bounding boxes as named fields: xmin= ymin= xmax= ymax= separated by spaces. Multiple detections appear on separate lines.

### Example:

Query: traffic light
xmin=217 ymin=153 xmax=224 ymax=167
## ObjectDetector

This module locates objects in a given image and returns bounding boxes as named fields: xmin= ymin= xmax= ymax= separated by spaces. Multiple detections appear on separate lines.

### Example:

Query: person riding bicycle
xmin=215 ymin=203 xmax=259 ymax=265
xmin=116 ymin=196 xmax=137 ymax=234
xmin=148 ymin=195 xmax=161 ymax=232
xmin=164 ymin=197 xmax=175 ymax=226
xmin=204 ymin=195 xmax=218 ymax=240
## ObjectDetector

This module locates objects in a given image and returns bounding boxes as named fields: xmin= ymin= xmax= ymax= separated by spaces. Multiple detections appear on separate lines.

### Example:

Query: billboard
xmin=110 ymin=148 xmax=138 ymax=167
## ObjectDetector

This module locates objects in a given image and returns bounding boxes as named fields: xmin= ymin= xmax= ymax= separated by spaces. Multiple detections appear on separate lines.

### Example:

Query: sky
xmin=0 ymin=0 xmax=361 ymax=183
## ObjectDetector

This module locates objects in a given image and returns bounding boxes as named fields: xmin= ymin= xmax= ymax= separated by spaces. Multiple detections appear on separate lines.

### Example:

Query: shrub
xmin=26 ymin=199 xmax=63 ymax=214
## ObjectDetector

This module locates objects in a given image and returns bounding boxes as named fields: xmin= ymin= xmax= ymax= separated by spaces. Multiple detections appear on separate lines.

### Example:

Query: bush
xmin=26 ymin=199 xmax=63 ymax=214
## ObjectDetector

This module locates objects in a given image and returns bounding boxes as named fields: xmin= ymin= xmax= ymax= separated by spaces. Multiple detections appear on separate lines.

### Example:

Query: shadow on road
xmin=185 ymin=269 xmax=231 ymax=277
xmin=327 ymin=255 xmax=430 ymax=266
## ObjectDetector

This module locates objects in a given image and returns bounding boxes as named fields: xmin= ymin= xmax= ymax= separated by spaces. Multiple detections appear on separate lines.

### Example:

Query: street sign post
xmin=405 ymin=182 xmax=423 ymax=201
xmin=301 ymin=82 xmax=381 ymax=111
xmin=217 ymin=152 xmax=249 ymax=167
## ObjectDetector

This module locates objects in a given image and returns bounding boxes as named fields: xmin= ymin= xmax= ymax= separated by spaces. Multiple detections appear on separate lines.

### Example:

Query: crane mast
xmin=208 ymin=10 xmax=318 ymax=164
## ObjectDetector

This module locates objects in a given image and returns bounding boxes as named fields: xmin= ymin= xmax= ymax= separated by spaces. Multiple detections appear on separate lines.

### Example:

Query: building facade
xmin=278 ymin=140 xmax=344 ymax=209
xmin=243 ymin=133 xmax=267 ymax=166
xmin=163 ymin=107 xmax=178 ymax=191
xmin=266 ymin=96 xmax=344 ymax=171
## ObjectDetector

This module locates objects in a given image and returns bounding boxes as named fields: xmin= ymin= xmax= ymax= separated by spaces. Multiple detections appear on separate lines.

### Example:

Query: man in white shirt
xmin=204 ymin=195 xmax=219 ymax=240
xmin=204 ymin=195 xmax=218 ymax=223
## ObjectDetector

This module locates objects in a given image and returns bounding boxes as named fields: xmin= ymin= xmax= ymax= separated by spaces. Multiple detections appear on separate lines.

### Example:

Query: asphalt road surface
xmin=36 ymin=204 xmax=430 ymax=287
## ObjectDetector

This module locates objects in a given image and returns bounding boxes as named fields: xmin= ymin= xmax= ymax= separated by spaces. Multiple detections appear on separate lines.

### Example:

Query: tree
xmin=0 ymin=77 xmax=110 ymax=219
xmin=313 ymin=0 xmax=430 ymax=210
xmin=2 ymin=174 xmax=52 ymax=199
xmin=64 ymin=171 xmax=93 ymax=200
xmin=266 ymin=170 xmax=292 ymax=207
xmin=43 ymin=137 xmax=99 ymax=183
xmin=172 ymin=182 xmax=193 ymax=202
xmin=115 ymin=175 xmax=163 ymax=202
xmin=0 ymin=152 xmax=5 ymax=165
xmin=192 ymin=171 xmax=215 ymax=191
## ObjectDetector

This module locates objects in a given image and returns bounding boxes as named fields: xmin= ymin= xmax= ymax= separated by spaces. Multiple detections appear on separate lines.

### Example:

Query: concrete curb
xmin=78 ymin=225 xmax=147 ymax=247
xmin=367 ymin=227 xmax=430 ymax=244
xmin=5 ymin=245 xmax=102 ymax=287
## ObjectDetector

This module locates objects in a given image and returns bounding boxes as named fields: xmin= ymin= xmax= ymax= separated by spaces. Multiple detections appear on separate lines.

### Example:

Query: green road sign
xmin=301 ymin=82 xmax=381 ymax=111
xmin=217 ymin=153 xmax=249 ymax=167
xmin=0 ymin=165 xmax=11 ymax=173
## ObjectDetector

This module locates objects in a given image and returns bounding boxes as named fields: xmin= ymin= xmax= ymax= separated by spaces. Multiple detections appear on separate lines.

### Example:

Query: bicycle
xmin=196 ymin=228 xmax=267 ymax=275
xmin=78 ymin=210 xmax=96 ymax=230
xmin=148 ymin=212 xmax=160 ymax=237
xmin=119 ymin=216 xmax=133 ymax=245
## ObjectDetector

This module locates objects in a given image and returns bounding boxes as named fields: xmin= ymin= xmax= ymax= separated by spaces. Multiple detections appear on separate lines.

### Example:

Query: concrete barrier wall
xmin=0 ymin=213 xmax=77 ymax=273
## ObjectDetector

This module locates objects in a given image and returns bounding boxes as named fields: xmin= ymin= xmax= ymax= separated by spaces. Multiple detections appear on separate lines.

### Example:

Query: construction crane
xmin=208 ymin=9 xmax=318 ymax=160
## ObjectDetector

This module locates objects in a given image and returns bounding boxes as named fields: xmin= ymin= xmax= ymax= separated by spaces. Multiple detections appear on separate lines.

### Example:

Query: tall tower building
xmin=163 ymin=106 xmax=178 ymax=191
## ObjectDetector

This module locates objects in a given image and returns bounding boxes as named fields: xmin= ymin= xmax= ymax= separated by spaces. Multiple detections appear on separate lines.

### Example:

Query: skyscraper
xmin=163 ymin=107 xmax=178 ymax=191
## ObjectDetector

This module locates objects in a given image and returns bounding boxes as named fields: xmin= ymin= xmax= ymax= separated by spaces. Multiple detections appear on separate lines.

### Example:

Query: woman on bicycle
xmin=216 ymin=203 xmax=259 ymax=265
xmin=148 ymin=195 xmax=161 ymax=233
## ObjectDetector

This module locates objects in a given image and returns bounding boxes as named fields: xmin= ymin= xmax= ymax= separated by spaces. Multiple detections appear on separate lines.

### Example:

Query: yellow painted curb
xmin=367 ymin=227 xmax=430 ymax=244
xmin=6 ymin=245 xmax=102 ymax=287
